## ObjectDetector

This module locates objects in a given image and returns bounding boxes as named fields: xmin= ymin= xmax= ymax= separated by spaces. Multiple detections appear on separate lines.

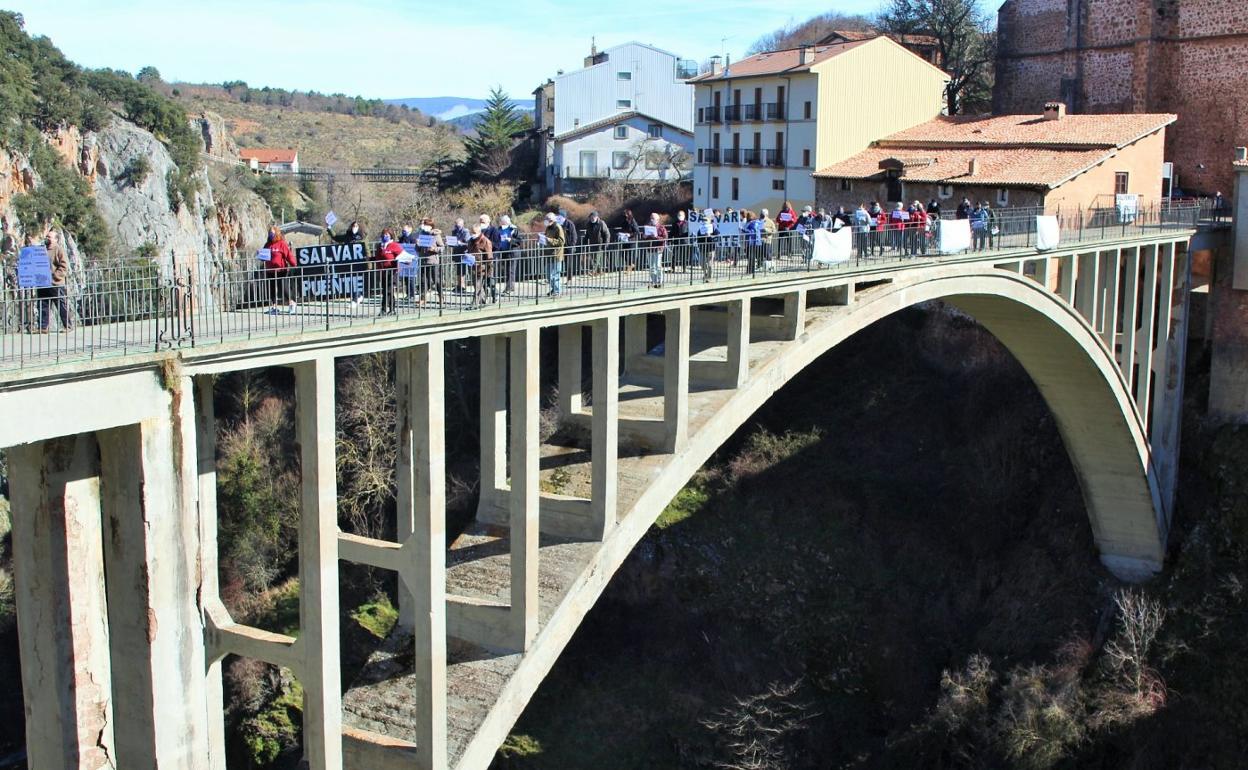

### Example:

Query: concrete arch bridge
xmin=0 ymin=227 xmax=1193 ymax=769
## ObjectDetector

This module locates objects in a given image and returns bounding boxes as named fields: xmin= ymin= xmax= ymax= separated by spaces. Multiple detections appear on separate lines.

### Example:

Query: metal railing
xmin=0 ymin=204 xmax=1199 ymax=372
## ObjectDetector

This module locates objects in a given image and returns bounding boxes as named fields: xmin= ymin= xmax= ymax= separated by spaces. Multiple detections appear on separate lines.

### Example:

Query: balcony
xmin=764 ymin=102 xmax=786 ymax=120
xmin=700 ymin=149 xmax=720 ymax=165
xmin=722 ymin=148 xmax=740 ymax=165
xmin=742 ymin=149 xmax=761 ymax=166
xmin=764 ymin=149 xmax=785 ymax=167
xmin=701 ymin=106 xmax=722 ymax=124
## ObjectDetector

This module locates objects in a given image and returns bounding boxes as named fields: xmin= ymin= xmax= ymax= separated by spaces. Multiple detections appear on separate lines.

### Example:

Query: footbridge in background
xmin=0 ymin=216 xmax=1196 ymax=769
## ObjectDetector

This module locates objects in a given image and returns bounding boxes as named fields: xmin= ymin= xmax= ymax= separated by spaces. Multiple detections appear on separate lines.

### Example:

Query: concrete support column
xmin=478 ymin=335 xmax=507 ymax=514
xmin=663 ymin=305 xmax=690 ymax=452
xmin=1119 ymin=248 xmax=1141 ymax=381
xmin=193 ymin=375 xmax=228 ymax=770
xmin=558 ymin=324 xmax=583 ymax=417
xmin=97 ymin=411 xmax=209 ymax=767
xmin=591 ymin=316 xmax=620 ymax=536
xmin=624 ymin=314 xmax=648 ymax=369
xmin=782 ymin=290 xmax=806 ymax=340
xmin=1075 ymin=251 xmax=1100 ymax=328
xmin=725 ymin=297 xmax=751 ymax=388
xmin=395 ymin=344 xmax=448 ymax=769
xmin=1058 ymin=254 xmax=1076 ymax=305
xmin=1134 ymin=244 xmax=1159 ymax=408
xmin=1099 ymin=249 xmax=1122 ymax=352
xmin=294 ymin=358 xmax=342 ymax=770
xmin=1148 ymin=244 xmax=1178 ymax=438
xmin=9 ymin=434 xmax=117 ymax=770
xmin=509 ymin=328 xmax=540 ymax=650
xmin=1152 ymin=242 xmax=1191 ymax=519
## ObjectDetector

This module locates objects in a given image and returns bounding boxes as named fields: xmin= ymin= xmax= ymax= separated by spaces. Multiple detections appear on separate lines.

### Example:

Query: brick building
xmin=813 ymin=105 xmax=1174 ymax=212
xmin=994 ymin=0 xmax=1248 ymax=199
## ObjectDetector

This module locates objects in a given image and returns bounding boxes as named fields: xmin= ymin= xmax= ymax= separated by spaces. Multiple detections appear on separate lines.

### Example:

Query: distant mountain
xmin=386 ymin=96 xmax=534 ymax=135
xmin=384 ymin=97 xmax=491 ymax=122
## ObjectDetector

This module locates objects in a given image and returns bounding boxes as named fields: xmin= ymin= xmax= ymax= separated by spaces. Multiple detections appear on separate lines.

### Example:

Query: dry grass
xmin=176 ymin=92 xmax=463 ymax=169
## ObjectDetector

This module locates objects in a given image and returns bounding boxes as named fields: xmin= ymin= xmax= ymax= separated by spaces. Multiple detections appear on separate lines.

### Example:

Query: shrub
xmin=121 ymin=155 xmax=151 ymax=187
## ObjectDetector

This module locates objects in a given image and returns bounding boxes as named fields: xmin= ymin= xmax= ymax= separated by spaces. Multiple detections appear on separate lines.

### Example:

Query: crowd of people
xmin=249 ymin=196 xmax=1006 ymax=316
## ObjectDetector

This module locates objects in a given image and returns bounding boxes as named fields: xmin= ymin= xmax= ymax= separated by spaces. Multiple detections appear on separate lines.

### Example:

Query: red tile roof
xmin=814 ymin=112 xmax=1176 ymax=188
xmin=882 ymin=113 xmax=1176 ymax=150
xmin=239 ymin=148 xmax=298 ymax=164
xmin=688 ymin=40 xmax=868 ymax=82
xmin=821 ymin=29 xmax=939 ymax=48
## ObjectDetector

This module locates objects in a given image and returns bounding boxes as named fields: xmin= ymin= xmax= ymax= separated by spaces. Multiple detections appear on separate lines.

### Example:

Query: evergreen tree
xmin=462 ymin=87 xmax=530 ymax=180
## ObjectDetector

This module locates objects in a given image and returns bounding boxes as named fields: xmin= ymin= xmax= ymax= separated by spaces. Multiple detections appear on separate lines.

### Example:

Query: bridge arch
xmin=624 ymin=268 xmax=1165 ymax=585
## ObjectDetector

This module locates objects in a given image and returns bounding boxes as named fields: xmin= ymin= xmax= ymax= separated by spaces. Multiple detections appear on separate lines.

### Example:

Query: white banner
xmin=325 ymin=210 xmax=337 ymax=228
xmin=811 ymin=227 xmax=852 ymax=266
xmin=937 ymin=219 xmax=972 ymax=255
xmin=1035 ymin=215 xmax=1061 ymax=251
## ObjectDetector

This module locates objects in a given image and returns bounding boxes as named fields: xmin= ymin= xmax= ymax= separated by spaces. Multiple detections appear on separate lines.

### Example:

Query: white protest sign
xmin=1035 ymin=215 xmax=1061 ymax=251
xmin=643 ymin=225 xmax=658 ymax=238
xmin=445 ymin=236 xmax=460 ymax=247
xmin=255 ymin=248 xmax=273 ymax=262
xmin=617 ymin=233 xmax=630 ymax=242
xmin=325 ymin=211 xmax=337 ymax=228
xmin=779 ymin=212 xmax=793 ymax=223
xmin=416 ymin=234 xmax=436 ymax=249
xmin=937 ymin=218 xmax=972 ymax=255
xmin=717 ymin=221 xmax=741 ymax=237
xmin=398 ymin=243 xmax=417 ymax=263
xmin=810 ymin=228 xmax=852 ymax=266
xmin=17 ymin=245 xmax=51 ymax=288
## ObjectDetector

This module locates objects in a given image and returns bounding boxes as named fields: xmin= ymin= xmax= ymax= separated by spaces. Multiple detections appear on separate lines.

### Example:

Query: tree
xmin=462 ymin=87 xmax=529 ymax=180
xmin=746 ymin=12 xmax=874 ymax=55
xmin=877 ymin=0 xmax=996 ymax=114
xmin=136 ymin=65 xmax=161 ymax=84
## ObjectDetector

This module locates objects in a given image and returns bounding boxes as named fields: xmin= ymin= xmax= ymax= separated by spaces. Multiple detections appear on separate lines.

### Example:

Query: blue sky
xmin=7 ymin=0 xmax=882 ymax=100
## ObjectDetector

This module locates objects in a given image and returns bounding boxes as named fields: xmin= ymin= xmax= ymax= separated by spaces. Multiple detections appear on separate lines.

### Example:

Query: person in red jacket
xmin=374 ymin=227 xmax=403 ymax=316
xmin=264 ymin=226 xmax=296 ymax=314
xmin=776 ymin=200 xmax=798 ymax=257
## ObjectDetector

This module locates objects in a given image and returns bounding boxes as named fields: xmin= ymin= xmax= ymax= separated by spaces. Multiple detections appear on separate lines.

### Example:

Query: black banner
xmin=294 ymin=243 xmax=368 ymax=298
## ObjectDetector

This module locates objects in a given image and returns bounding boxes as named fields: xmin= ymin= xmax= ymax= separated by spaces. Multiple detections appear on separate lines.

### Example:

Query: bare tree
xmin=746 ymin=12 xmax=875 ymax=55
xmin=699 ymin=679 xmax=817 ymax=770
xmin=877 ymin=0 xmax=996 ymax=114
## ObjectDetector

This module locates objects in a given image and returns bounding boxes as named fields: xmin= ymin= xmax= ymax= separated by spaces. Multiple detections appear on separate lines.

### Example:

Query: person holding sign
xmin=416 ymin=219 xmax=445 ymax=308
xmin=760 ymin=209 xmax=778 ymax=271
xmin=467 ymin=224 xmax=494 ymax=308
xmin=38 ymin=230 xmax=71 ymax=333
xmin=374 ymin=228 xmax=403 ymax=316
xmin=776 ymin=201 xmax=797 ymax=257
xmin=327 ymin=220 xmax=366 ymax=306
xmin=262 ymin=226 xmax=296 ymax=314
xmin=644 ymin=213 xmax=668 ymax=289
xmin=543 ymin=213 xmax=566 ymax=297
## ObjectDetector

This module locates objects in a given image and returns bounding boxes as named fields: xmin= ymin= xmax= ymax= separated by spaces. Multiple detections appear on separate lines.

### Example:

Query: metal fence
xmin=0 ymin=204 xmax=1200 ymax=372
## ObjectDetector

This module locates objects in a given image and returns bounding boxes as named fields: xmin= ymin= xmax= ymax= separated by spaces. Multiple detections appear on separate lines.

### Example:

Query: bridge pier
xmin=478 ymin=334 xmax=508 ymax=517
xmin=591 ymin=317 xmax=620 ymax=534
xmin=509 ymin=328 xmax=541 ymax=650
xmin=663 ymin=305 xmax=690 ymax=452
xmin=9 ymin=434 xmax=117 ymax=770
xmin=558 ymin=324 xmax=584 ymax=417
xmin=783 ymin=290 xmax=806 ymax=340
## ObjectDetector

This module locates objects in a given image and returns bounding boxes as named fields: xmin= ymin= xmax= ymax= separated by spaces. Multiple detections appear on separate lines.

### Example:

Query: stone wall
xmin=995 ymin=0 xmax=1248 ymax=197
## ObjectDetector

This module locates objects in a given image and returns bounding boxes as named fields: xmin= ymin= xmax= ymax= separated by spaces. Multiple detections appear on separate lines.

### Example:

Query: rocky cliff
xmin=2 ymin=110 xmax=269 ymax=265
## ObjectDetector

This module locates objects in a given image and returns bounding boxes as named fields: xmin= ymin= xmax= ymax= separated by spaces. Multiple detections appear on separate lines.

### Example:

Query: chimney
xmin=709 ymin=55 xmax=723 ymax=76
xmin=1043 ymin=101 xmax=1067 ymax=121
xmin=968 ymin=158 xmax=979 ymax=176
xmin=1236 ymin=146 xmax=1248 ymax=162
xmin=799 ymin=43 xmax=816 ymax=65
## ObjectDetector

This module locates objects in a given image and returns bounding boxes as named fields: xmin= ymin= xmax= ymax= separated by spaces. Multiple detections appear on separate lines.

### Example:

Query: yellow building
xmin=689 ymin=35 xmax=948 ymax=214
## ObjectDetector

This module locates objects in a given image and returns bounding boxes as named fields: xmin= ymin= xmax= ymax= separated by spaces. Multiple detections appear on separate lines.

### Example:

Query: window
xmin=840 ymin=178 xmax=853 ymax=192
xmin=996 ymin=188 xmax=1009 ymax=206
xmin=614 ymin=126 xmax=628 ymax=140
xmin=613 ymin=151 xmax=631 ymax=170
xmin=616 ymin=99 xmax=632 ymax=109
xmin=648 ymin=123 xmax=663 ymax=138
xmin=938 ymin=184 xmax=954 ymax=199
xmin=802 ymin=149 xmax=811 ymax=167
xmin=698 ymin=107 xmax=704 ymax=122
xmin=804 ymin=101 xmax=812 ymax=119
xmin=712 ymin=176 xmax=720 ymax=198
xmin=617 ymin=71 xmax=632 ymax=80
xmin=731 ymin=177 xmax=740 ymax=201
xmin=772 ymin=179 xmax=785 ymax=191
xmin=1114 ymin=172 xmax=1129 ymax=194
